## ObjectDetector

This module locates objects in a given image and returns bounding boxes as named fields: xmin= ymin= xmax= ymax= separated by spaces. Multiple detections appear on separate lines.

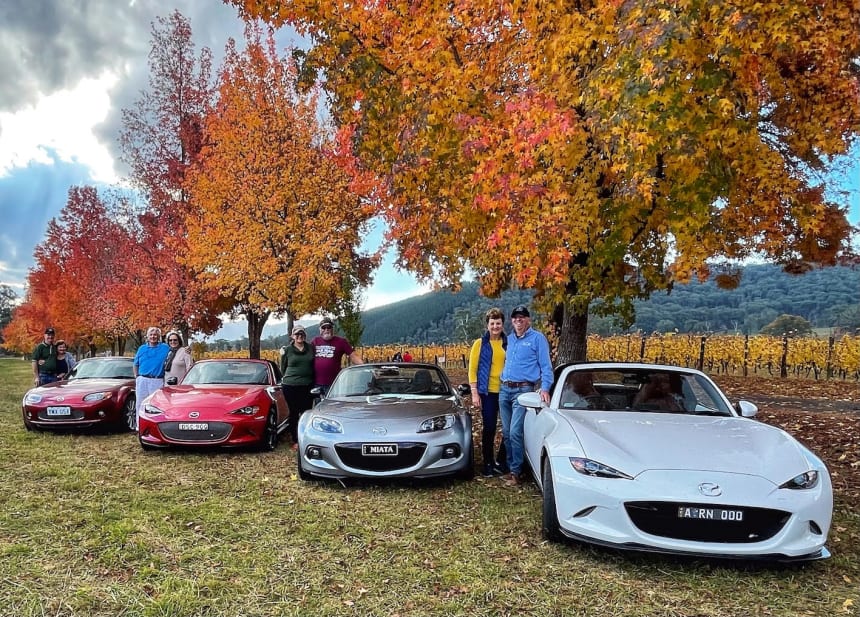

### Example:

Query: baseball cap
xmin=45 ymin=327 xmax=55 ymax=335
xmin=292 ymin=324 xmax=306 ymax=335
xmin=510 ymin=305 xmax=530 ymax=318
xmin=319 ymin=317 xmax=334 ymax=328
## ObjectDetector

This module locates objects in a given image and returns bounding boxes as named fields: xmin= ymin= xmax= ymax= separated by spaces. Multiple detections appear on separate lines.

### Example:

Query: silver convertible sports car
xmin=297 ymin=363 xmax=474 ymax=481
xmin=517 ymin=362 xmax=832 ymax=561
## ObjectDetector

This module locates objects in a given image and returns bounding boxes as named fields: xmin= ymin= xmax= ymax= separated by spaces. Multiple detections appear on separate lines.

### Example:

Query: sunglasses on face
xmin=321 ymin=326 xmax=333 ymax=330
xmin=294 ymin=332 xmax=306 ymax=337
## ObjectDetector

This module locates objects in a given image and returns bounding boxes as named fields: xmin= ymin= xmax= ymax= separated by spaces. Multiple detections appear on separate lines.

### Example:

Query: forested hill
xmin=354 ymin=264 xmax=858 ymax=346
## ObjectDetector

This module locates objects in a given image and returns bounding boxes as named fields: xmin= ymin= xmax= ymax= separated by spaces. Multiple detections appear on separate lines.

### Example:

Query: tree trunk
xmin=245 ymin=309 xmax=271 ymax=360
xmin=554 ymin=302 xmax=588 ymax=364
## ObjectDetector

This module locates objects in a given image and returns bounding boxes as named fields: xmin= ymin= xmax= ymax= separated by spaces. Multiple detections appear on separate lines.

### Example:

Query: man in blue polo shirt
xmin=133 ymin=326 xmax=170 ymax=430
xmin=499 ymin=305 xmax=553 ymax=486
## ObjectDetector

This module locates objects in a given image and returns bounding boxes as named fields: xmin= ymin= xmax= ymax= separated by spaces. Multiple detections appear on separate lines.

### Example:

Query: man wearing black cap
xmin=32 ymin=327 xmax=59 ymax=386
xmin=311 ymin=317 xmax=363 ymax=395
xmin=499 ymin=305 xmax=554 ymax=486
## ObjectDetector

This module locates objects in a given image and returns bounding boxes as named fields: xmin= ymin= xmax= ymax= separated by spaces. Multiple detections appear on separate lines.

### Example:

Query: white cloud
xmin=0 ymin=72 xmax=119 ymax=183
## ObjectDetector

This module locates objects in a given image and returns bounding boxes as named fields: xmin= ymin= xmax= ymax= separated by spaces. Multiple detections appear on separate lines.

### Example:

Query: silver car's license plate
xmin=678 ymin=506 xmax=744 ymax=521
xmin=179 ymin=422 xmax=209 ymax=431
xmin=362 ymin=443 xmax=398 ymax=456
xmin=46 ymin=406 xmax=71 ymax=416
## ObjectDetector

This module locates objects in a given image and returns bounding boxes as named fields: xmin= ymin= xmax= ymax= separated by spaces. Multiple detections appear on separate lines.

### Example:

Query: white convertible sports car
xmin=518 ymin=362 xmax=832 ymax=561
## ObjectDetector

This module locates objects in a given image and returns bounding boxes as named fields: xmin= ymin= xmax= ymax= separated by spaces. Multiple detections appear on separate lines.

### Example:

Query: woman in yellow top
xmin=468 ymin=308 xmax=508 ymax=477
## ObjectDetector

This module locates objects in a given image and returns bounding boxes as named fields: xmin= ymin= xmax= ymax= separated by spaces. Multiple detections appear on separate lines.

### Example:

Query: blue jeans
xmin=479 ymin=392 xmax=505 ymax=468
xmin=500 ymin=383 xmax=533 ymax=475
xmin=38 ymin=373 xmax=58 ymax=386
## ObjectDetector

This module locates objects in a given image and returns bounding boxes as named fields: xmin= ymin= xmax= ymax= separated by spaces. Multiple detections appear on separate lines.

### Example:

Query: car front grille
xmin=335 ymin=442 xmax=427 ymax=472
xmin=159 ymin=421 xmax=232 ymax=442
xmin=625 ymin=501 xmax=791 ymax=543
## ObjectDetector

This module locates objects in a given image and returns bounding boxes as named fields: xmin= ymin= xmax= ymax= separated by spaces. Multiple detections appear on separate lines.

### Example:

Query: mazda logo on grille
xmin=698 ymin=482 xmax=722 ymax=497
xmin=55 ymin=396 xmax=65 ymax=402
xmin=189 ymin=411 xmax=200 ymax=419
xmin=371 ymin=426 xmax=387 ymax=435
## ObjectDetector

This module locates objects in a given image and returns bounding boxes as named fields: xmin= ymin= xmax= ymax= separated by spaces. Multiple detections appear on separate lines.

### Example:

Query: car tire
xmin=456 ymin=441 xmax=475 ymax=481
xmin=138 ymin=436 xmax=157 ymax=451
xmin=296 ymin=447 xmax=313 ymax=481
xmin=542 ymin=459 xmax=564 ymax=543
xmin=260 ymin=406 xmax=279 ymax=451
xmin=22 ymin=415 xmax=40 ymax=432
xmin=121 ymin=395 xmax=136 ymax=432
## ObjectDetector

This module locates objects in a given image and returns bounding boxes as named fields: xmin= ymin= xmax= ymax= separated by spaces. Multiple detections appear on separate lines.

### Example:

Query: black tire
xmin=260 ymin=406 xmax=279 ymax=451
xmin=121 ymin=395 xmax=136 ymax=432
xmin=542 ymin=459 xmax=564 ymax=542
xmin=23 ymin=415 xmax=38 ymax=432
xmin=456 ymin=441 xmax=475 ymax=481
xmin=296 ymin=446 xmax=313 ymax=481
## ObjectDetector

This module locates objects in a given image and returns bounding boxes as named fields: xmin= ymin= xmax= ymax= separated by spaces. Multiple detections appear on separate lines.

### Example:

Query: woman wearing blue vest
xmin=468 ymin=308 xmax=508 ymax=477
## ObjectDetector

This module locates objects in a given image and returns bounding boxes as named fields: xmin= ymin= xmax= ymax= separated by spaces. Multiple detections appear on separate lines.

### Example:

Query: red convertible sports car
xmin=22 ymin=356 xmax=137 ymax=431
xmin=138 ymin=358 xmax=290 ymax=451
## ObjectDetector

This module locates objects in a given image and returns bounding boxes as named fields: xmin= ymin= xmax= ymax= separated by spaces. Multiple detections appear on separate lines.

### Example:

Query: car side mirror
xmin=457 ymin=383 xmax=471 ymax=396
xmin=517 ymin=391 xmax=544 ymax=412
xmin=735 ymin=400 xmax=758 ymax=417
xmin=166 ymin=377 xmax=178 ymax=386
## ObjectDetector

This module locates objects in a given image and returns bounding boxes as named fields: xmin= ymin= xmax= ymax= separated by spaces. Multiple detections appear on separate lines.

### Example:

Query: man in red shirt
xmin=311 ymin=317 xmax=363 ymax=394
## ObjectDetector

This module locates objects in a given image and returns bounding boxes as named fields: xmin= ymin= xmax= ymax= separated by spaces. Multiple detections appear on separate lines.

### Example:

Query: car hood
xmin=31 ymin=378 xmax=130 ymax=396
xmin=148 ymin=385 xmax=268 ymax=415
xmin=315 ymin=396 xmax=461 ymax=419
xmin=563 ymin=411 xmax=812 ymax=483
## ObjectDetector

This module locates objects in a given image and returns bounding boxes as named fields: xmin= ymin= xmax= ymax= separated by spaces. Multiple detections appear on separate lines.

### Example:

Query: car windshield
xmin=69 ymin=358 xmax=135 ymax=380
xmin=183 ymin=361 xmax=270 ymax=385
xmin=328 ymin=365 xmax=451 ymax=397
xmin=557 ymin=368 xmax=733 ymax=416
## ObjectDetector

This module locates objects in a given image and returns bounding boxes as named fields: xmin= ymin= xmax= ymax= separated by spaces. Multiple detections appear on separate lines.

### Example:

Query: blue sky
xmin=1 ymin=0 xmax=857 ymax=337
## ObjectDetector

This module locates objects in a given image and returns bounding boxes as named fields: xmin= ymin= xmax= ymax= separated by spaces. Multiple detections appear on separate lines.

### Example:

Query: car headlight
xmin=569 ymin=457 xmax=633 ymax=480
xmin=779 ymin=470 xmax=819 ymax=490
xmin=143 ymin=403 xmax=164 ymax=415
xmin=24 ymin=393 xmax=42 ymax=404
xmin=83 ymin=392 xmax=109 ymax=402
xmin=230 ymin=405 xmax=260 ymax=416
xmin=312 ymin=417 xmax=343 ymax=433
xmin=418 ymin=414 xmax=455 ymax=432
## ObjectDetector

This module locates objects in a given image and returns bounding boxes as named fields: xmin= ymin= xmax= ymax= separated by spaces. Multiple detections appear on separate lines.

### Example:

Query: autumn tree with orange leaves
xmin=183 ymin=23 xmax=378 ymax=358
xmin=3 ymin=187 xmax=137 ymax=354
xmin=233 ymin=0 xmax=859 ymax=362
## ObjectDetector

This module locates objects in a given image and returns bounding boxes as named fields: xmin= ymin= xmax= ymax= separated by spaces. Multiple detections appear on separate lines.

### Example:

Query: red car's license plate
xmin=362 ymin=443 xmax=398 ymax=456
xmin=179 ymin=423 xmax=209 ymax=431
xmin=678 ymin=506 xmax=744 ymax=521
xmin=46 ymin=406 xmax=71 ymax=416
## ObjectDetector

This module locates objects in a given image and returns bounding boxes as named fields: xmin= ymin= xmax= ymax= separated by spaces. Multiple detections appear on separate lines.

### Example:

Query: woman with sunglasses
xmin=163 ymin=331 xmax=194 ymax=385
xmin=280 ymin=324 xmax=315 ymax=449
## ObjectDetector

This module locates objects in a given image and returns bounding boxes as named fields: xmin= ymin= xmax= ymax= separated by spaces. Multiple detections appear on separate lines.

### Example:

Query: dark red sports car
xmin=22 ymin=357 xmax=137 ymax=431
xmin=138 ymin=358 xmax=289 ymax=451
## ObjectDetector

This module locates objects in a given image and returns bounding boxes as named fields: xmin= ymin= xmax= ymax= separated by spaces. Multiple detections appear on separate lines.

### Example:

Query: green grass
xmin=1 ymin=359 xmax=857 ymax=617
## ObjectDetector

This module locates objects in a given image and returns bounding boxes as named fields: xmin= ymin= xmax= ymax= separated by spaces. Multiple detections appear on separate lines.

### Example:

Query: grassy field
xmin=1 ymin=358 xmax=858 ymax=617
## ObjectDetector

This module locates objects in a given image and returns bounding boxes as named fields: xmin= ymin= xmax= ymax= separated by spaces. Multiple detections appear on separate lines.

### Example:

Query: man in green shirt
xmin=32 ymin=327 xmax=59 ymax=386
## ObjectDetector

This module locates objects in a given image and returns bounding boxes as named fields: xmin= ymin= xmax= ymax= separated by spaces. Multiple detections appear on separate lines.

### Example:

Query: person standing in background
xmin=32 ymin=327 xmax=59 ymax=386
xmin=280 ymin=324 xmax=316 ymax=449
xmin=54 ymin=340 xmax=77 ymax=380
xmin=311 ymin=317 xmax=363 ymax=395
xmin=133 ymin=327 xmax=170 ymax=430
xmin=468 ymin=308 xmax=508 ymax=477
xmin=164 ymin=331 xmax=194 ymax=384
xmin=499 ymin=305 xmax=554 ymax=486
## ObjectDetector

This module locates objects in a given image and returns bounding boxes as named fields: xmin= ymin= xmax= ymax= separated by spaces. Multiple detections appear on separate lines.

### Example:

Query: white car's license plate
xmin=362 ymin=443 xmax=398 ymax=456
xmin=678 ymin=506 xmax=744 ymax=522
xmin=46 ymin=406 xmax=72 ymax=416
xmin=179 ymin=422 xmax=209 ymax=431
